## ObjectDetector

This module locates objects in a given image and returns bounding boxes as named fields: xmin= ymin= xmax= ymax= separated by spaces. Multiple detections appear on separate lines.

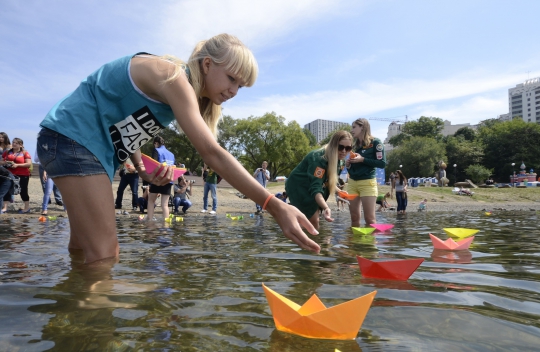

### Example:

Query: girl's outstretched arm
xmin=133 ymin=58 xmax=321 ymax=253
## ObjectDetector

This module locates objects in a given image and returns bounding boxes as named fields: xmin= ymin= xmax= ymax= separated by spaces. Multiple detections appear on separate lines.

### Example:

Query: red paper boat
xmin=356 ymin=256 xmax=424 ymax=281
xmin=141 ymin=153 xmax=186 ymax=179
xmin=337 ymin=191 xmax=358 ymax=200
xmin=429 ymin=234 xmax=474 ymax=250
xmin=369 ymin=224 xmax=394 ymax=232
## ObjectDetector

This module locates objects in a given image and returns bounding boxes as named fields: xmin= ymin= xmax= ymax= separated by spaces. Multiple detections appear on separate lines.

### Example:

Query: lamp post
xmin=453 ymin=164 xmax=457 ymax=185
xmin=511 ymin=162 xmax=515 ymax=187
xmin=399 ymin=164 xmax=402 ymax=169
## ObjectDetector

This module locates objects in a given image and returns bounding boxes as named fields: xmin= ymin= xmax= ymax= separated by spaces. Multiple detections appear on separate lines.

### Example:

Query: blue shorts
xmin=37 ymin=128 xmax=107 ymax=179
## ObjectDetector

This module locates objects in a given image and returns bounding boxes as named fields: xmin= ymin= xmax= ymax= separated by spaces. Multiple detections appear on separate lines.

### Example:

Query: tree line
xmin=144 ymin=114 xmax=540 ymax=185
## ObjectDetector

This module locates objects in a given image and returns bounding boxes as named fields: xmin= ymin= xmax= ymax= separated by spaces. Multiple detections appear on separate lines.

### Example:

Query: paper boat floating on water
xmin=141 ymin=153 xmax=186 ymax=179
xmin=351 ymin=227 xmax=375 ymax=235
xmin=226 ymin=214 xmax=244 ymax=220
xmin=429 ymin=234 xmax=474 ymax=250
xmin=165 ymin=216 xmax=183 ymax=222
xmin=38 ymin=216 xmax=47 ymax=222
xmin=356 ymin=256 xmax=424 ymax=281
xmin=337 ymin=191 xmax=358 ymax=200
xmin=369 ymin=224 xmax=394 ymax=232
xmin=262 ymin=283 xmax=376 ymax=340
xmin=485 ymin=211 xmax=492 ymax=216
xmin=443 ymin=228 xmax=479 ymax=239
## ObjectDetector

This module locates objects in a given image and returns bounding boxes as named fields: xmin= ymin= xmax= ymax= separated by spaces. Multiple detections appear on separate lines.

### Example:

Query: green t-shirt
xmin=205 ymin=168 xmax=219 ymax=184
xmin=348 ymin=137 xmax=386 ymax=180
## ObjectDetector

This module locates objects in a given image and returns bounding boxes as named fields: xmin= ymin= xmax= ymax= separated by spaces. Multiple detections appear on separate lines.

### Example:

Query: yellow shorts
xmin=347 ymin=178 xmax=378 ymax=197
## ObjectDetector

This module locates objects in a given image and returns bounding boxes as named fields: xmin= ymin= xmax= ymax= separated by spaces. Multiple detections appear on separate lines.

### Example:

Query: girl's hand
xmin=138 ymin=165 xmax=174 ymax=185
xmin=349 ymin=154 xmax=364 ymax=163
xmin=266 ymin=199 xmax=321 ymax=253
xmin=322 ymin=207 xmax=334 ymax=222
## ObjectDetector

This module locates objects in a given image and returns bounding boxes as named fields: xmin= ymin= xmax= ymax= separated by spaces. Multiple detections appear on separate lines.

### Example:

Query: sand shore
xmin=2 ymin=175 xmax=539 ymax=220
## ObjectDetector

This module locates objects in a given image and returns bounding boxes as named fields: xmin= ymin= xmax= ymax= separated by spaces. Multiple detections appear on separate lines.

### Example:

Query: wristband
xmin=262 ymin=194 xmax=274 ymax=211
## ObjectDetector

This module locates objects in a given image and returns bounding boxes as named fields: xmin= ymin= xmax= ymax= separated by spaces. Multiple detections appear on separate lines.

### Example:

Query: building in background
xmin=383 ymin=120 xmax=476 ymax=151
xmin=505 ymin=77 xmax=540 ymax=123
xmin=304 ymin=119 xmax=349 ymax=143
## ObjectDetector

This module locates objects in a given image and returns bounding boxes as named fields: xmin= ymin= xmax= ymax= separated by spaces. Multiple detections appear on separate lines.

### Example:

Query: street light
xmin=453 ymin=164 xmax=457 ymax=185
xmin=399 ymin=164 xmax=402 ymax=169
xmin=511 ymin=162 xmax=515 ymax=187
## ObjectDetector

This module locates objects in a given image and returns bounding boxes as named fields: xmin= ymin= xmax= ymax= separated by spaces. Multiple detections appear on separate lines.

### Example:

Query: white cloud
xmin=225 ymin=70 xmax=536 ymax=127
xmin=155 ymin=0 xmax=357 ymax=56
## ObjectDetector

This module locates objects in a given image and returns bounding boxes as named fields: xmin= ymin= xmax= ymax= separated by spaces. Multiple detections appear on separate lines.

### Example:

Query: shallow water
xmin=1 ymin=210 xmax=539 ymax=351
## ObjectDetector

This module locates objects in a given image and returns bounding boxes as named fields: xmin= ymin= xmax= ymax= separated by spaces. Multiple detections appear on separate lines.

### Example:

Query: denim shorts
xmin=36 ymin=128 xmax=107 ymax=178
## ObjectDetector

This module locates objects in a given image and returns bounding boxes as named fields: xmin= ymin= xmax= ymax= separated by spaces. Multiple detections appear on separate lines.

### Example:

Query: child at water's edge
xmin=37 ymin=34 xmax=320 ymax=264
xmin=418 ymin=198 xmax=428 ymax=211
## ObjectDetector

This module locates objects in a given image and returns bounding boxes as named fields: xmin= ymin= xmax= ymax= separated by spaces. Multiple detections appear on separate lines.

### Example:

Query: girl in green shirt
xmin=286 ymin=130 xmax=353 ymax=230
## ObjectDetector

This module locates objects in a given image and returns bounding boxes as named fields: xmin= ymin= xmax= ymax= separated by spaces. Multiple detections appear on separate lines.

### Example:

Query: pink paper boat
xmin=141 ymin=153 xmax=186 ymax=179
xmin=356 ymin=256 xmax=424 ymax=281
xmin=429 ymin=234 xmax=474 ymax=251
xmin=369 ymin=224 xmax=394 ymax=232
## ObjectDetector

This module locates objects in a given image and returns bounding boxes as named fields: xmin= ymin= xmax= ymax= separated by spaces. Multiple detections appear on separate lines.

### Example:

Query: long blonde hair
xmin=322 ymin=130 xmax=353 ymax=196
xmin=352 ymin=118 xmax=374 ymax=147
xmin=160 ymin=34 xmax=258 ymax=137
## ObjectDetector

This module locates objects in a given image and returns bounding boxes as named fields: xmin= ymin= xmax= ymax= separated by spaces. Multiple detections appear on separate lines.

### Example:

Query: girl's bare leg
xmin=361 ymin=196 xmax=377 ymax=226
xmin=147 ymin=193 xmax=158 ymax=220
xmin=53 ymin=174 xmax=119 ymax=264
xmin=161 ymin=194 xmax=170 ymax=218
xmin=349 ymin=197 xmax=362 ymax=227
xmin=308 ymin=211 xmax=320 ymax=230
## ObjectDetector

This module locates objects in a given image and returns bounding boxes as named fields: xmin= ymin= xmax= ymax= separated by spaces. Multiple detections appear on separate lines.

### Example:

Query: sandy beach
xmin=2 ymin=174 xmax=540 ymax=221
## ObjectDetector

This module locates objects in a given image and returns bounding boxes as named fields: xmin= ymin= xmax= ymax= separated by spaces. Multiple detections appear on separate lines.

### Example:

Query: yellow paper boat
xmin=262 ymin=283 xmax=376 ymax=340
xmin=443 ymin=228 xmax=479 ymax=239
xmin=351 ymin=227 xmax=376 ymax=236
xmin=485 ymin=211 xmax=492 ymax=216
xmin=165 ymin=216 xmax=183 ymax=223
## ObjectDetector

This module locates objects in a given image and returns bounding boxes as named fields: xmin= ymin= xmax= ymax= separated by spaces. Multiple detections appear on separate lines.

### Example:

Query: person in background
xmin=1 ymin=138 xmax=32 ymax=213
xmin=0 ymin=132 xmax=11 ymax=154
xmin=418 ymin=198 xmax=428 ymax=211
xmin=395 ymin=170 xmax=408 ymax=214
xmin=146 ymin=136 xmax=175 ymax=220
xmin=286 ymin=130 xmax=352 ymax=229
xmin=114 ymin=161 xmax=139 ymax=211
xmin=275 ymin=191 xmax=288 ymax=202
xmin=34 ymin=151 xmax=63 ymax=208
xmin=201 ymin=163 xmax=219 ymax=214
xmin=172 ymin=176 xmax=193 ymax=214
xmin=376 ymin=192 xmax=391 ymax=212
xmin=346 ymin=118 xmax=386 ymax=226
xmin=0 ymin=165 xmax=14 ymax=214
xmin=253 ymin=161 xmax=270 ymax=214
xmin=137 ymin=181 xmax=156 ymax=213
xmin=389 ymin=171 xmax=396 ymax=199
xmin=335 ymin=178 xmax=349 ymax=211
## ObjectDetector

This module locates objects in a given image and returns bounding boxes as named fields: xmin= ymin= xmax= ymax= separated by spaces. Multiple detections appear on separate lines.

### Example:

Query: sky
xmin=1 ymin=0 xmax=539 ymax=157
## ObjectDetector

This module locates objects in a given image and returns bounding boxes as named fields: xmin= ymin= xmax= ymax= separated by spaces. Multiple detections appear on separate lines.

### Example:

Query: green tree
xmin=477 ymin=119 xmax=540 ymax=182
xmin=454 ymin=127 xmax=476 ymax=141
xmin=401 ymin=116 xmax=444 ymax=138
xmin=233 ymin=112 xmax=313 ymax=178
xmin=388 ymin=132 xmax=411 ymax=147
xmin=303 ymin=128 xmax=317 ymax=147
xmin=386 ymin=136 xmax=446 ymax=178
xmin=465 ymin=164 xmax=493 ymax=184
xmin=444 ymin=136 xmax=484 ymax=184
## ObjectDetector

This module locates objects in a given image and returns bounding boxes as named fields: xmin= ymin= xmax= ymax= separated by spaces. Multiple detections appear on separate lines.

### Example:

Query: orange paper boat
xmin=351 ymin=227 xmax=376 ymax=235
xmin=356 ymin=256 xmax=424 ymax=281
xmin=429 ymin=234 xmax=474 ymax=250
xmin=369 ymin=224 xmax=394 ymax=232
xmin=262 ymin=283 xmax=376 ymax=340
xmin=337 ymin=191 xmax=358 ymax=200
xmin=443 ymin=228 xmax=479 ymax=239
xmin=141 ymin=153 xmax=186 ymax=179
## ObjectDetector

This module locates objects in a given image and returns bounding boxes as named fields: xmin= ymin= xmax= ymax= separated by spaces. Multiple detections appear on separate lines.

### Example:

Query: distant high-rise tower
xmin=507 ymin=77 xmax=540 ymax=123
xmin=304 ymin=119 xmax=349 ymax=143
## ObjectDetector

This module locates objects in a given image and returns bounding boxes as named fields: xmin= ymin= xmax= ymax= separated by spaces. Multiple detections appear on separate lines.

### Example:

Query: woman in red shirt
xmin=1 ymin=138 xmax=32 ymax=213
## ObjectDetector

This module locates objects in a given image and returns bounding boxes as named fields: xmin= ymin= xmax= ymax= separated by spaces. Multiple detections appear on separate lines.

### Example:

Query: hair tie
xmin=262 ymin=194 xmax=274 ymax=211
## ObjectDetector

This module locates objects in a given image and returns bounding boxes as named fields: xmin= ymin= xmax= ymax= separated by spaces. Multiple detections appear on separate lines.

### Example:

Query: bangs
xmin=217 ymin=45 xmax=258 ymax=87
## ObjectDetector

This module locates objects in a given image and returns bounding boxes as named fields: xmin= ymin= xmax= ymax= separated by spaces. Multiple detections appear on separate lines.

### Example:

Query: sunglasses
xmin=338 ymin=145 xmax=353 ymax=152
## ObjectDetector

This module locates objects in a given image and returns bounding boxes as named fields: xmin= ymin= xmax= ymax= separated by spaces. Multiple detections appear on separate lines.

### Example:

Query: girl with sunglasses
xmin=285 ymin=130 xmax=353 ymax=230
xmin=346 ymin=118 xmax=386 ymax=227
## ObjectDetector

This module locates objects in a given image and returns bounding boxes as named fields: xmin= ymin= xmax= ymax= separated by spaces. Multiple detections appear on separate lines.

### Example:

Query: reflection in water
xmin=0 ymin=211 xmax=539 ymax=350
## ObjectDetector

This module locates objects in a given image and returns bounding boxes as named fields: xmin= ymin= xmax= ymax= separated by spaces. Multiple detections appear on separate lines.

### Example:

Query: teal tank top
xmin=40 ymin=53 xmax=176 ymax=181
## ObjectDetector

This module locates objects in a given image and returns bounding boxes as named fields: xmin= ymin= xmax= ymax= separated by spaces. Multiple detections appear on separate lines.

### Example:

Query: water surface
xmin=1 ymin=210 xmax=539 ymax=351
